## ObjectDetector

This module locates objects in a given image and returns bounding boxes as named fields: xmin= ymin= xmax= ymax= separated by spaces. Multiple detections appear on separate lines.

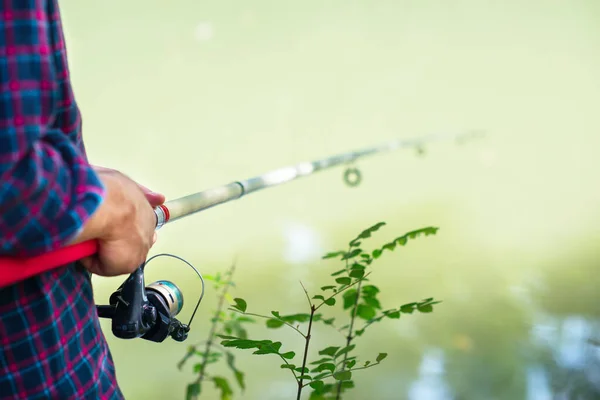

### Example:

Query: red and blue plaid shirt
xmin=0 ymin=1 xmax=123 ymax=398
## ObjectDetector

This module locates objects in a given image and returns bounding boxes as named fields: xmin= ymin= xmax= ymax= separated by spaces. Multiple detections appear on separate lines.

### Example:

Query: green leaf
xmin=360 ymin=254 xmax=371 ymax=260
xmin=400 ymin=303 xmax=417 ymax=313
xmin=349 ymin=269 xmax=365 ymax=279
xmin=232 ymin=298 xmax=247 ymax=313
xmin=343 ymin=289 xmax=358 ymax=310
xmin=216 ymin=335 xmax=240 ymax=340
xmin=331 ymin=268 xmax=346 ymax=276
xmin=281 ymin=351 xmax=296 ymax=359
xmin=225 ymin=352 xmax=245 ymax=390
xmin=318 ymin=346 xmax=340 ymax=357
xmin=382 ymin=242 xmax=396 ymax=252
xmin=253 ymin=341 xmax=282 ymax=355
xmin=346 ymin=360 xmax=356 ymax=368
xmin=313 ymin=295 xmax=325 ymax=301
xmin=386 ymin=310 xmax=401 ymax=319
xmin=323 ymin=251 xmax=346 ymax=259
xmin=309 ymin=380 xmax=325 ymax=391
xmin=312 ymin=362 xmax=336 ymax=373
xmin=320 ymin=285 xmax=336 ymax=291
xmin=335 ymin=344 xmax=356 ymax=359
xmin=310 ymin=357 xmax=332 ymax=365
xmin=372 ymin=249 xmax=382 ymax=259
xmin=295 ymin=367 xmax=309 ymax=373
xmin=394 ymin=227 xmax=439 ymax=248
xmin=186 ymin=383 xmax=201 ymax=400
xmin=354 ymin=222 xmax=386 ymax=242
xmin=364 ymin=360 xmax=371 ymax=367
xmin=322 ymin=318 xmax=335 ymax=325
xmin=335 ymin=277 xmax=351 ymax=285
xmin=363 ymin=296 xmax=381 ymax=309
xmin=355 ymin=328 xmax=365 ymax=336
xmin=212 ymin=376 xmax=233 ymax=400
xmin=323 ymin=297 xmax=336 ymax=306
xmin=341 ymin=248 xmax=362 ymax=260
xmin=357 ymin=304 xmax=376 ymax=320
xmin=280 ymin=313 xmax=311 ymax=323
xmin=376 ymin=353 xmax=388 ymax=362
xmin=418 ymin=304 xmax=434 ymax=313
xmin=349 ymin=240 xmax=361 ymax=247
xmin=281 ymin=363 xmax=296 ymax=370
xmin=311 ymin=372 xmax=332 ymax=381
xmin=220 ymin=338 xmax=266 ymax=349
xmin=333 ymin=370 xmax=352 ymax=381
xmin=362 ymin=285 xmax=379 ymax=296
xmin=266 ymin=318 xmax=285 ymax=328
xmin=298 ymin=375 xmax=312 ymax=380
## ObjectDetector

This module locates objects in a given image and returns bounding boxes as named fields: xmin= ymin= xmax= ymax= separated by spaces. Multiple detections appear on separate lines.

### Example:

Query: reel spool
xmin=146 ymin=280 xmax=184 ymax=318
xmin=97 ymin=254 xmax=204 ymax=343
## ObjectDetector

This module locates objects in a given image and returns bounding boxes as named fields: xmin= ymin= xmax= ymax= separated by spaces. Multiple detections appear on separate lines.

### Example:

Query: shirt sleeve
xmin=0 ymin=4 xmax=106 ymax=257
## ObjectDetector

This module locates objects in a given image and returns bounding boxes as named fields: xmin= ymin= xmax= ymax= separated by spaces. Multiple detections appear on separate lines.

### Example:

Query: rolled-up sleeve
xmin=0 ymin=3 xmax=105 ymax=256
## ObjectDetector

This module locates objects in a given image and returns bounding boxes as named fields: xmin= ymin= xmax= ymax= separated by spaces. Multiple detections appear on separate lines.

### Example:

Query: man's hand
xmin=92 ymin=165 xmax=166 ymax=206
xmin=69 ymin=167 xmax=166 ymax=277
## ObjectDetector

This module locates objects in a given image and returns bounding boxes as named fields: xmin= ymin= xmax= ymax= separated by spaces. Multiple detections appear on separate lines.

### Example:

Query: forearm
xmin=0 ymin=132 xmax=106 ymax=256
xmin=0 ymin=3 xmax=109 ymax=257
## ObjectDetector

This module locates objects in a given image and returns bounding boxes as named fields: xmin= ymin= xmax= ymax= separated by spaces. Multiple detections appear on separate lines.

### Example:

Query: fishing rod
xmin=86 ymin=130 xmax=484 ymax=343
xmin=153 ymin=129 xmax=483 ymax=229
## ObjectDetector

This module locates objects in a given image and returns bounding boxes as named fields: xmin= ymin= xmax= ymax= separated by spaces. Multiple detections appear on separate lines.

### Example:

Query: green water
xmin=60 ymin=0 xmax=600 ymax=398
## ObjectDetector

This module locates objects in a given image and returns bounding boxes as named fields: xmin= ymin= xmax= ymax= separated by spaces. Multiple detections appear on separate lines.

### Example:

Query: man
xmin=0 ymin=1 xmax=160 ymax=398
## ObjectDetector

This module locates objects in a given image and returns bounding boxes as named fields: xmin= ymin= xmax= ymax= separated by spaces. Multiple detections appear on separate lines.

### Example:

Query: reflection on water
xmin=408 ymin=349 xmax=451 ymax=400
xmin=403 ymin=316 xmax=600 ymax=400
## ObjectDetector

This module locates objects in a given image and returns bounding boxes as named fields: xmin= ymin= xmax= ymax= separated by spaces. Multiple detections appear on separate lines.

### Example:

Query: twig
xmin=300 ymin=281 xmax=313 ymax=308
xmin=193 ymin=260 xmax=237 ymax=397
xmin=335 ymin=247 xmax=363 ymax=399
xmin=228 ymin=309 xmax=307 ymax=338
xmin=297 ymin=304 xmax=316 ymax=400
xmin=300 ymin=362 xmax=383 ymax=388
xmin=314 ymin=273 xmax=371 ymax=311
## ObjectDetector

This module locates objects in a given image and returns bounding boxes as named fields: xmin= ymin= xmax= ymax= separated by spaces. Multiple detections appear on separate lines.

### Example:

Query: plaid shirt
xmin=0 ymin=1 xmax=123 ymax=398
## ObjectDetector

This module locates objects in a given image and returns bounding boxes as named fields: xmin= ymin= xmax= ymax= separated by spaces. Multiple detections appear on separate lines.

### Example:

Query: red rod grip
xmin=0 ymin=240 xmax=98 ymax=288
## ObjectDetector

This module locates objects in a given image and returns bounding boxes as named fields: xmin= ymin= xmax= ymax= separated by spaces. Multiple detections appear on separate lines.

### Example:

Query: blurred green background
xmin=60 ymin=0 xmax=600 ymax=399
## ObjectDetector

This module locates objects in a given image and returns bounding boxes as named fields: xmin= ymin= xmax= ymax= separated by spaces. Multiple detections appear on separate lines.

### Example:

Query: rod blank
xmin=153 ymin=130 xmax=483 ymax=229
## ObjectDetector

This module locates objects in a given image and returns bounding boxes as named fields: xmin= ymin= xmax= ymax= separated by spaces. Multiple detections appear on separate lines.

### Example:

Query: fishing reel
xmin=96 ymin=254 xmax=205 ymax=343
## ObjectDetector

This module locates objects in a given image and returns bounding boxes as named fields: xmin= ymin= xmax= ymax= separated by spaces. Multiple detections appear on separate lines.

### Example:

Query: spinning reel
xmin=96 ymin=254 xmax=205 ymax=343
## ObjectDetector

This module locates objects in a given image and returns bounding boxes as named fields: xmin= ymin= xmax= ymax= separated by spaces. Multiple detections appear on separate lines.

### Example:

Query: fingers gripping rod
xmin=153 ymin=130 xmax=482 ymax=230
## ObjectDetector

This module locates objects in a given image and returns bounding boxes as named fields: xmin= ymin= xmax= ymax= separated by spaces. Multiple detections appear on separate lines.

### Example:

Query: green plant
xmin=179 ymin=260 xmax=255 ymax=400
xmin=214 ymin=222 xmax=441 ymax=399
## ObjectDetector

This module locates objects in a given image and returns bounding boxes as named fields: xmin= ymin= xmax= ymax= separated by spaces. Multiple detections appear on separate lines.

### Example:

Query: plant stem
xmin=300 ymin=362 xmax=382 ymax=388
xmin=314 ymin=273 xmax=371 ymax=311
xmin=300 ymin=281 xmax=313 ymax=308
xmin=229 ymin=309 xmax=307 ymax=338
xmin=194 ymin=262 xmax=237 ymax=397
xmin=297 ymin=304 xmax=316 ymax=400
xmin=335 ymin=277 xmax=363 ymax=400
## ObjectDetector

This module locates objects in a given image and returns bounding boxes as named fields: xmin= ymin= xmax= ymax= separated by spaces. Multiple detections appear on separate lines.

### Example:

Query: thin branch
xmin=195 ymin=261 xmax=238 ymax=388
xmin=314 ymin=273 xmax=371 ymax=311
xmin=300 ymin=361 xmax=384 ymax=388
xmin=299 ymin=281 xmax=312 ymax=308
xmin=228 ymin=309 xmax=307 ymax=339
xmin=335 ymin=246 xmax=365 ymax=399
xmin=297 ymin=305 xmax=316 ymax=400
